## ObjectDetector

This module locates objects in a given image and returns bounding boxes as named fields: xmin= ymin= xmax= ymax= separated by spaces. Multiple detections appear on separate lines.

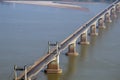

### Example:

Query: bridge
xmin=14 ymin=0 xmax=120 ymax=80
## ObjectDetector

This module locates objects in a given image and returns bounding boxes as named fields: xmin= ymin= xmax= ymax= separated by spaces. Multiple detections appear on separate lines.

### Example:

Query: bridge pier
xmin=66 ymin=43 xmax=79 ymax=56
xmin=98 ymin=18 xmax=106 ymax=29
xmin=45 ymin=42 xmax=62 ymax=74
xmin=45 ymin=55 xmax=62 ymax=74
xmin=90 ymin=25 xmax=98 ymax=36
xmin=111 ymin=8 xmax=117 ymax=18
xmin=80 ymin=32 xmax=89 ymax=45
xmin=105 ymin=13 xmax=112 ymax=23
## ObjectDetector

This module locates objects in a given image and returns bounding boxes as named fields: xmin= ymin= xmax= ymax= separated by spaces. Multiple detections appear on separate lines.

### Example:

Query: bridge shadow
xmin=89 ymin=36 xmax=97 ymax=47
xmin=79 ymin=45 xmax=88 ymax=61
xmin=62 ymin=56 xmax=77 ymax=80
xmin=46 ymin=74 xmax=61 ymax=80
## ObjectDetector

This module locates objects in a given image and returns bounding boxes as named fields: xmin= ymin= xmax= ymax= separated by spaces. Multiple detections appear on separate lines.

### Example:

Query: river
xmin=0 ymin=1 xmax=120 ymax=80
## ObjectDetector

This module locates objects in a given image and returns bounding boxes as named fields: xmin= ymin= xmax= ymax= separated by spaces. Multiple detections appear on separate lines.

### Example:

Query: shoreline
xmin=5 ymin=1 xmax=89 ymax=11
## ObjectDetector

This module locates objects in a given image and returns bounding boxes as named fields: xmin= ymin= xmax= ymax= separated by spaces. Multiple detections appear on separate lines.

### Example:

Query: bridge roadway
xmin=18 ymin=0 xmax=120 ymax=79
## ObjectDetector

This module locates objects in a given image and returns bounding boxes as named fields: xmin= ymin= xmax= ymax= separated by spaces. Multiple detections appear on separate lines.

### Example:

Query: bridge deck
xmin=18 ymin=0 xmax=120 ymax=79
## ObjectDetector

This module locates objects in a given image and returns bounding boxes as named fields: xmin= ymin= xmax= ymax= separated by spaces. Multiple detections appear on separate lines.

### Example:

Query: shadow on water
xmin=79 ymin=45 xmax=88 ymax=61
xmin=62 ymin=56 xmax=77 ymax=80
xmin=78 ymin=36 xmax=97 ymax=61
xmin=46 ymin=74 xmax=61 ymax=80
xmin=90 ymin=36 xmax=97 ymax=47
xmin=88 ymin=36 xmax=97 ymax=56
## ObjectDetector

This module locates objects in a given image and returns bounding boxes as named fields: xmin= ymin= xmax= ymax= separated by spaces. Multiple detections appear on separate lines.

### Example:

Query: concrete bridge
xmin=14 ymin=0 xmax=120 ymax=80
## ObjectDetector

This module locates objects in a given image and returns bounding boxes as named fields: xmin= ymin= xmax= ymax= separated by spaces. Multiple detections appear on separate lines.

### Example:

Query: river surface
xmin=0 ymin=1 xmax=120 ymax=80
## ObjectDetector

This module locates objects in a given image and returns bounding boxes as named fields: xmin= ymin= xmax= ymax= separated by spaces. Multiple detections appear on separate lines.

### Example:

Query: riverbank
xmin=5 ymin=1 xmax=89 ymax=11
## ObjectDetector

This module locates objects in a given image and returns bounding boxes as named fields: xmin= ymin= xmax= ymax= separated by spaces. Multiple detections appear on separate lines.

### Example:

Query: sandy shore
xmin=5 ymin=1 xmax=89 ymax=11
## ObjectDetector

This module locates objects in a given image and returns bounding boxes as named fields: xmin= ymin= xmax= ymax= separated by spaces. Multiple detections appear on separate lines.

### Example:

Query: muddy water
xmin=0 ymin=1 xmax=120 ymax=80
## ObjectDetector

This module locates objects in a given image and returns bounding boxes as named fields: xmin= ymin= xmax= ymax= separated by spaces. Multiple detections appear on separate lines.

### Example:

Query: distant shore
xmin=5 ymin=1 xmax=89 ymax=11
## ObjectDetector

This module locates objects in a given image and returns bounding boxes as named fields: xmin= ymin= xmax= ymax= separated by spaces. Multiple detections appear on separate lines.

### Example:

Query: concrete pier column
xmin=14 ymin=65 xmax=18 ymax=80
xmin=45 ymin=42 xmax=62 ymax=74
xmin=98 ymin=18 xmax=106 ymax=29
xmin=48 ymin=41 xmax=50 ymax=54
xmin=80 ymin=32 xmax=89 ymax=45
xmin=116 ymin=4 xmax=120 ymax=12
xmin=105 ymin=13 xmax=112 ymax=23
xmin=111 ymin=8 xmax=117 ymax=18
xmin=66 ymin=43 xmax=79 ymax=56
xmin=90 ymin=25 xmax=98 ymax=36
xmin=45 ymin=55 xmax=62 ymax=74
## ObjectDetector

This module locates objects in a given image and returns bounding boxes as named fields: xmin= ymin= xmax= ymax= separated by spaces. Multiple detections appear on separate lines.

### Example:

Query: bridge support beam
xmin=105 ymin=13 xmax=112 ymax=23
xmin=90 ymin=25 xmax=98 ymax=36
xmin=66 ymin=43 xmax=79 ymax=56
xmin=45 ymin=55 xmax=62 ymax=74
xmin=98 ymin=18 xmax=106 ymax=29
xmin=80 ymin=32 xmax=89 ymax=45
xmin=111 ymin=8 xmax=117 ymax=18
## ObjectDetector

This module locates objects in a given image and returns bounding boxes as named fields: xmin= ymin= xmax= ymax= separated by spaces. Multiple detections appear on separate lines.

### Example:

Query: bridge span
xmin=14 ymin=0 xmax=120 ymax=80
